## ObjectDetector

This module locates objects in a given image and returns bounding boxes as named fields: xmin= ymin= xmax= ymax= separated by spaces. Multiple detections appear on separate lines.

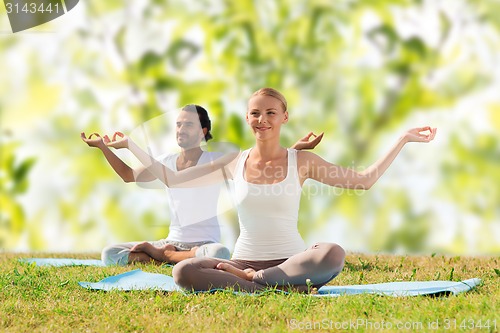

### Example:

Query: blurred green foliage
xmin=1 ymin=0 xmax=499 ymax=253
xmin=0 ymin=135 xmax=36 ymax=248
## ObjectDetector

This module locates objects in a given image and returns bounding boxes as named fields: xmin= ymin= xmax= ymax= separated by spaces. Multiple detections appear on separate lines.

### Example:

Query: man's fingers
xmin=112 ymin=131 xmax=124 ymax=141
xmin=417 ymin=126 xmax=431 ymax=132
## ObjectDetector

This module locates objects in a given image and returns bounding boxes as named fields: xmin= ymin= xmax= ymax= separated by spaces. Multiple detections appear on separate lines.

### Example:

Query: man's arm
xmin=81 ymin=132 xmax=156 ymax=183
xmin=105 ymin=132 xmax=239 ymax=187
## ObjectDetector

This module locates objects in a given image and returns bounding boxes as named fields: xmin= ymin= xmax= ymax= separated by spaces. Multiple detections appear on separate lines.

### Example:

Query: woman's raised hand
xmin=292 ymin=132 xmax=324 ymax=150
xmin=403 ymin=127 xmax=437 ymax=143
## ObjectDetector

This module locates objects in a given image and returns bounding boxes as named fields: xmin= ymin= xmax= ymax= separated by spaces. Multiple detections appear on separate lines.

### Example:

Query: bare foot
xmin=214 ymin=263 xmax=311 ymax=293
xmin=161 ymin=246 xmax=200 ymax=263
xmin=189 ymin=246 xmax=199 ymax=256
xmin=130 ymin=241 xmax=154 ymax=253
xmin=131 ymin=242 xmax=176 ymax=262
xmin=216 ymin=262 xmax=256 ymax=281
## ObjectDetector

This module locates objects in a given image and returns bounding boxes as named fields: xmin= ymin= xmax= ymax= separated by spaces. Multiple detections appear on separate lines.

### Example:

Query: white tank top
xmin=161 ymin=151 xmax=223 ymax=243
xmin=232 ymin=148 xmax=306 ymax=260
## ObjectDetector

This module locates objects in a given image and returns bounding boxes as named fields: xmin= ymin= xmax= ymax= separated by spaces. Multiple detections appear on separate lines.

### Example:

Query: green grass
xmin=1 ymin=252 xmax=499 ymax=332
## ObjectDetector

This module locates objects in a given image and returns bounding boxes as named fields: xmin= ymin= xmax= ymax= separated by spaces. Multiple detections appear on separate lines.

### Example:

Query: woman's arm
xmin=81 ymin=132 xmax=156 ymax=183
xmin=106 ymin=132 xmax=239 ymax=187
xmin=299 ymin=127 xmax=437 ymax=190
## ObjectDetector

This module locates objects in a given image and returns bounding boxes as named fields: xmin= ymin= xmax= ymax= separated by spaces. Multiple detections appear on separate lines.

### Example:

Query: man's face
xmin=176 ymin=110 xmax=205 ymax=149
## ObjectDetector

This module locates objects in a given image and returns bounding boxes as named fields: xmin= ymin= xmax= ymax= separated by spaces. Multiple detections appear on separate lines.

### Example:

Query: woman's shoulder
xmin=296 ymin=150 xmax=331 ymax=168
xmin=296 ymin=149 xmax=319 ymax=161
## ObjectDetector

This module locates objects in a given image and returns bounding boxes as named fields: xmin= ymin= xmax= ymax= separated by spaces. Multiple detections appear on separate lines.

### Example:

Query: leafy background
xmin=1 ymin=0 xmax=499 ymax=254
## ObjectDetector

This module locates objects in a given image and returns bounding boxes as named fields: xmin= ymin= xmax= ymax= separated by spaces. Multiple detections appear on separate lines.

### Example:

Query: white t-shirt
xmin=160 ymin=151 xmax=224 ymax=243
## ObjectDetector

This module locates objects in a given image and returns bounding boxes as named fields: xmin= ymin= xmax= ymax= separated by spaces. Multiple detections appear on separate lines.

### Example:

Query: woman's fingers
xmin=407 ymin=127 xmax=437 ymax=143
xmin=431 ymin=128 xmax=437 ymax=140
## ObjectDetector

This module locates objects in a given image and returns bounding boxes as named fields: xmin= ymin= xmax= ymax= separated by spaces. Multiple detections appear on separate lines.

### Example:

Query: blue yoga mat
xmin=78 ymin=269 xmax=481 ymax=297
xmin=316 ymin=279 xmax=481 ymax=297
xmin=79 ymin=269 xmax=181 ymax=291
xmin=20 ymin=258 xmax=106 ymax=267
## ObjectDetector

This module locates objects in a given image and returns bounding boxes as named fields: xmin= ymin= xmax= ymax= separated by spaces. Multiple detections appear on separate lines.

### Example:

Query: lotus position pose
xmin=82 ymin=104 xmax=322 ymax=266
xmin=105 ymin=88 xmax=436 ymax=291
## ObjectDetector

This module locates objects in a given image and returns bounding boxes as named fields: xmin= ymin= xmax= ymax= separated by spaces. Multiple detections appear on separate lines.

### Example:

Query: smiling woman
xmin=247 ymin=89 xmax=288 ymax=145
xmin=171 ymin=88 xmax=435 ymax=292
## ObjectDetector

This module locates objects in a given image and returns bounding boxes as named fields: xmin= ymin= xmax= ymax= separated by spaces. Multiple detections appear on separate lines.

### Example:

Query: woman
xmin=107 ymin=88 xmax=437 ymax=292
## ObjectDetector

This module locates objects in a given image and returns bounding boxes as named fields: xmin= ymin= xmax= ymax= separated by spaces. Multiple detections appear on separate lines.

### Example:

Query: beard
xmin=177 ymin=134 xmax=201 ymax=149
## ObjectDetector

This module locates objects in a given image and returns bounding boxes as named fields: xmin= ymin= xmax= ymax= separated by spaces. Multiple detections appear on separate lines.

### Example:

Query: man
xmin=82 ymin=105 xmax=232 ymax=265
xmin=81 ymin=105 xmax=322 ymax=266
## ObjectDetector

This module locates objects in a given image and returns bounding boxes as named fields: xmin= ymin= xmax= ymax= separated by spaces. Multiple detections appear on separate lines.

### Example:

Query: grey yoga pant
xmin=173 ymin=242 xmax=345 ymax=292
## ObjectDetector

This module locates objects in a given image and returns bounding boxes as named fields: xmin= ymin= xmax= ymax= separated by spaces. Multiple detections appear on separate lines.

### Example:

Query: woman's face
xmin=246 ymin=94 xmax=288 ymax=141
